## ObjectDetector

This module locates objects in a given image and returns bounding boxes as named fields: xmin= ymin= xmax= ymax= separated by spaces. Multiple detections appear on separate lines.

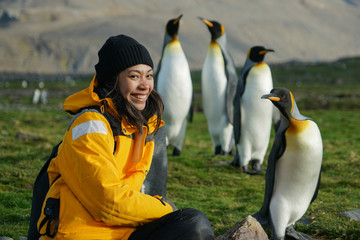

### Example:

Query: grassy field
xmin=1 ymin=57 xmax=360 ymax=239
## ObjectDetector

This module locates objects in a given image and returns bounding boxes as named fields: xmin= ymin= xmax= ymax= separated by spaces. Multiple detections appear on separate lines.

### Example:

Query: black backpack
xmin=27 ymin=107 xmax=119 ymax=240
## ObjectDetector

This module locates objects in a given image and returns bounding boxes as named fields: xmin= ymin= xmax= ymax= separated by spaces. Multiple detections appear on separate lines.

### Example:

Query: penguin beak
xmin=198 ymin=17 xmax=213 ymax=27
xmin=174 ymin=14 xmax=183 ymax=24
xmin=259 ymin=49 xmax=274 ymax=55
xmin=261 ymin=94 xmax=280 ymax=102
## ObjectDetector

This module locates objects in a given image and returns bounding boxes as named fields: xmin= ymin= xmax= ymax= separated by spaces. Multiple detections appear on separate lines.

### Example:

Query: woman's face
xmin=118 ymin=64 xmax=154 ymax=111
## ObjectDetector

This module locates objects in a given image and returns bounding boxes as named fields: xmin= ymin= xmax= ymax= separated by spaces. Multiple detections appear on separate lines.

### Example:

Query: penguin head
xmin=261 ymin=88 xmax=294 ymax=119
xmin=248 ymin=46 xmax=274 ymax=63
xmin=198 ymin=17 xmax=225 ymax=41
xmin=166 ymin=14 xmax=183 ymax=38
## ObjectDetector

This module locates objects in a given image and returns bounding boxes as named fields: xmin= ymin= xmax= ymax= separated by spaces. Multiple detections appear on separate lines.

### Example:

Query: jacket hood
xmin=63 ymin=75 xmax=114 ymax=114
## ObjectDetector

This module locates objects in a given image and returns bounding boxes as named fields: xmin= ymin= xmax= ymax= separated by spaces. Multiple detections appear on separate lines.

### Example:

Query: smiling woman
xmin=93 ymin=35 xmax=162 ymax=134
xmin=30 ymin=34 xmax=214 ymax=240
xmin=118 ymin=65 xmax=154 ymax=111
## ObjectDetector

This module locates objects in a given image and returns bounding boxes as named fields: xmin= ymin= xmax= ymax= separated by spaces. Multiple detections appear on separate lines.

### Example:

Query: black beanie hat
xmin=95 ymin=34 xmax=153 ymax=85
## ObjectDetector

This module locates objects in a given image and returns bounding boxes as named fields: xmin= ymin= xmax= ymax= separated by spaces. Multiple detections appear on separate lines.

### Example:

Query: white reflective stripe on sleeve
xmin=72 ymin=120 xmax=108 ymax=140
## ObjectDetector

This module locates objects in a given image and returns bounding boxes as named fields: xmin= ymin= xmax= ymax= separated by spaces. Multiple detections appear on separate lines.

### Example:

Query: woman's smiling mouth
xmin=132 ymin=94 xmax=148 ymax=101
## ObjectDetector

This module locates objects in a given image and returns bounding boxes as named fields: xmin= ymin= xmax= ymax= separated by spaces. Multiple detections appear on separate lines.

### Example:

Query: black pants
xmin=129 ymin=208 xmax=215 ymax=240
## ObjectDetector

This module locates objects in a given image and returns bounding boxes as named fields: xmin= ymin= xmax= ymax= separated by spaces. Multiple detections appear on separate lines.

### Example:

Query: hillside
xmin=0 ymin=0 xmax=360 ymax=75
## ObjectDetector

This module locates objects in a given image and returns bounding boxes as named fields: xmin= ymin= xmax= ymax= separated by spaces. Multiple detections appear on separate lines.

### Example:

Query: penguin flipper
xmin=220 ymin=45 xmax=238 ymax=124
xmin=225 ymin=71 xmax=237 ymax=124
xmin=233 ymin=64 xmax=252 ymax=143
xmin=253 ymin=117 xmax=288 ymax=223
xmin=188 ymin=89 xmax=194 ymax=123
xmin=233 ymin=85 xmax=242 ymax=143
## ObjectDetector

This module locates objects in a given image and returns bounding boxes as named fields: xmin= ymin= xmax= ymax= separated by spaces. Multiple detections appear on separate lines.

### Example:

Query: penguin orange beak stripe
xmin=174 ymin=14 xmax=183 ymax=25
xmin=268 ymin=96 xmax=280 ymax=101
xmin=259 ymin=49 xmax=274 ymax=55
xmin=200 ymin=18 xmax=213 ymax=27
xmin=261 ymin=94 xmax=280 ymax=102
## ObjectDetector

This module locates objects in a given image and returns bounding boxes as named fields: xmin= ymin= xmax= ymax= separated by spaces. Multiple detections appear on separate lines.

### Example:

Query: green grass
xmin=1 ymin=57 xmax=360 ymax=239
xmin=167 ymin=109 xmax=360 ymax=239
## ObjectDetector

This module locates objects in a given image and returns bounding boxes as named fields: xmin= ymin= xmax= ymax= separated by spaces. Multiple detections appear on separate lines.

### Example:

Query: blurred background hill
xmin=0 ymin=0 xmax=359 ymax=75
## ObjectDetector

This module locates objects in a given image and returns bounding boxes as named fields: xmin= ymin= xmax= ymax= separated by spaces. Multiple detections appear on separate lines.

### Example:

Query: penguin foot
xmin=250 ymin=159 xmax=261 ymax=174
xmin=242 ymin=165 xmax=259 ymax=175
xmin=242 ymin=162 xmax=261 ymax=175
xmin=285 ymin=225 xmax=313 ymax=240
xmin=172 ymin=148 xmax=181 ymax=156
xmin=214 ymin=146 xmax=234 ymax=156
xmin=214 ymin=145 xmax=222 ymax=155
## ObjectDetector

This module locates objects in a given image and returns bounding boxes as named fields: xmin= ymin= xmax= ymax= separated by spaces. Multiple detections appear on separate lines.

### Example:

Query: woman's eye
xmin=129 ymin=75 xmax=138 ymax=79
xmin=147 ymin=74 xmax=153 ymax=79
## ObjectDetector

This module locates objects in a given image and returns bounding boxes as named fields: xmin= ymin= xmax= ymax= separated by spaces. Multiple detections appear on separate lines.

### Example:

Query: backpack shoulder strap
xmin=70 ymin=106 xmax=121 ymax=137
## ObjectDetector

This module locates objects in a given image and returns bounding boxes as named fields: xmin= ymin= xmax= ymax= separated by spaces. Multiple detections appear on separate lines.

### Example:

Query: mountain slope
xmin=0 ymin=0 xmax=359 ymax=74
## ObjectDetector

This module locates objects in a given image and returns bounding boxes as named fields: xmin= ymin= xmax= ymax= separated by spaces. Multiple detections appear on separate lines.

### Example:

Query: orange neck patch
xmin=287 ymin=118 xmax=310 ymax=134
xmin=170 ymin=37 xmax=179 ymax=43
xmin=255 ymin=62 xmax=266 ymax=67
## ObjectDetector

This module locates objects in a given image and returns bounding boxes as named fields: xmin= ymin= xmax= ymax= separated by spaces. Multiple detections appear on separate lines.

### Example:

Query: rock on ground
xmin=215 ymin=215 xmax=269 ymax=240
xmin=0 ymin=237 xmax=27 ymax=240
xmin=340 ymin=209 xmax=360 ymax=221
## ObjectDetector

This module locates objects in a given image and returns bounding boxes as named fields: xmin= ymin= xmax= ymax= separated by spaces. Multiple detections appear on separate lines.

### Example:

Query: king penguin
xmin=232 ymin=46 xmax=274 ymax=174
xmin=253 ymin=88 xmax=323 ymax=240
xmin=199 ymin=17 xmax=237 ymax=155
xmin=156 ymin=14 xmax=193 ymax=156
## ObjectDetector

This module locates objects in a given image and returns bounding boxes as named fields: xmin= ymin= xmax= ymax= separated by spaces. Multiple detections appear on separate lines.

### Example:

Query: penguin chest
xmin=201 ymin=43 xmax=227 ymax=116
xmin=273 ymin=120 xmax=323 ymax=207
xmin=240 ymin=64 xmax=273 ymax=134
xmin=243 ymin=63 xmax=273 ymax=101
xmin=157 ymin=42 xmax=193 ymax=116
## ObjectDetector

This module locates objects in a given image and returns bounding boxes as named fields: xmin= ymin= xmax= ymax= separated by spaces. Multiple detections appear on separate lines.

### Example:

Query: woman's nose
xmin=138 ymin=77 xmax=152 ymax=89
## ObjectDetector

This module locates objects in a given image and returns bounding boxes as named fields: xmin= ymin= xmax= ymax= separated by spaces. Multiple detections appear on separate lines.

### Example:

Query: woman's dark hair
xmin=95 ymin=75 xmax=163 ymax=134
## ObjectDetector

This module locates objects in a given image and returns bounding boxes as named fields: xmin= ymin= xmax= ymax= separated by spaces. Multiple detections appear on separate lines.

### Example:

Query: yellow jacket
xmin=38 ymin=76 xmax=173 ymax=239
